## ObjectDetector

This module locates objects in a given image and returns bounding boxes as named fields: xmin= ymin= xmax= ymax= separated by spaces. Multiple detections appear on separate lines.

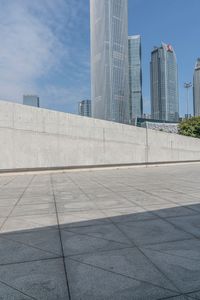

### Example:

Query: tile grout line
xmin=68 ymin=255 xmax=179 ymax=295
xmin=0 ymin=176 xmax=16 ymax=189
xmin=129 ymin=190 xmax=200 ymax=244
xmin=1 ymin=167 xmax=200 ymax=299
xmin=0 ymin=279 xmax=38 ymax=300
xmin=88 ymin=176 xmax=184 ymax=295
xmin=134 ymin=187 xmax=200 ymax=215
xmin=65 ymin=172 xmax=182 ymax=295
xmin=0 ymin=256 xmax=62 ymax=268
xmin=0 ymin=233 xmax=63 ymax=258
xmin=109 ymin=185 xmax=200 ymax=245
xmin=61 ymin=225 xmax=133 ymax=246
xmin=50 ymin=174 xmax=71 ymax=300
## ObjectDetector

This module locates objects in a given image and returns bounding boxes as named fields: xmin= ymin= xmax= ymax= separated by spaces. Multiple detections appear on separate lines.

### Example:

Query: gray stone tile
xmin=0 ymin=206 xmax=13 ymax=218
xmin=0 ymin=258 xmax=69 ymax=300
xmin=10 ymin=203 xmax=56 ymax=217
xmin=0 ymin=214 xmax=58 ymax=233
xmin=187 ymin=204 xmax=200 ymax=213
xmin=143 ymin=238 xmax=200 ymax=261
xmin=163 ymin=296 xmax=192 ymax=300
xmin=0 ymin=282 xmax=32 ymax=300
xmin=61 ymin=230 xmax=129 ymax=256
xmin=70 ymin=247 xmax=178 ymax=291
xmin=146 ymin=189 xmax=182 ymax=200
xmin=187 ymin=291 xmax=200 ymax=299
xmin=64 ymin=223 xmax=131 ymax=245
xmin=24 ymin=191 xmax=53 ymax=198
xmin=0 ymin=217 xmax=6 ymax=228
xmin=0 ymin=199 xmax=18 ymax=207
xmin=0 ymin=235 xmax=60 ymax=265
xmin=0 ymin=228 xmax=61 ymax=258
xmin=82 ymin=191 xmax=115 ymax=198
xmin=61 ymin=217 xmax=111 ymax=229
xmin=95 ymin=198 xmax=133 ymax=209
xmin=146 ymin=205 xmax=198 ymax=219
xmin=167 ymin=215 xmax=200 ymax=238
xmin=18 ymin=196 xmax=54 ymax=205
xmin=58 ymin=210 xmax=109 ymax=227
xmin=170 ymin=195 xmax=200 ymax=205
xmin=103 ymin=206 xmax=156 ymax=223
xmin=125 ymin=193 xmax=171 ymax=206
xmin=0 ymin=217 xmax=47 ymax=233
xmin=55 ymin=194 xmax=89 ymax=203
xmin=65 ymin=258 xmax=177 ymax=300
xmin=143 ymin=247 xmax=200 ymax=293
xmin=117 ymin=218 xmax=192 ymax=246
xmin=56 ymin=201 xmax=97 ymax=213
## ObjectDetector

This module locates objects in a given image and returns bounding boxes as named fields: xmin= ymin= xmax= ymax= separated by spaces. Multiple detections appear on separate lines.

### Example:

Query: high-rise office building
xmin=90 ymin=0 xmax=130 ymax=124
xmin=128 ymin=35 xmax=143 ymax=121
xmin=78 ymin=100 xmax=91 ymax=117
xmin=150 ymin=43 xmax=179 ymax=122
xmin=193 ymin=58 xmax=200 ymax=116
xmin=23 ymin=95 xmax=40 ymax=107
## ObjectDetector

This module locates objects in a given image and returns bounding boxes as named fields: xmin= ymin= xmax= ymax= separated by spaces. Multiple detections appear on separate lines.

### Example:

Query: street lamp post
xmin=184 ymin=82 xmax=192 ymax=119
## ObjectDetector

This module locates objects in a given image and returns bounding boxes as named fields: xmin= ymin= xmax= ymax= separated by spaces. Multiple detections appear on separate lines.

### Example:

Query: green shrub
xmin=178 ymin=117 xmax=200 ymax=138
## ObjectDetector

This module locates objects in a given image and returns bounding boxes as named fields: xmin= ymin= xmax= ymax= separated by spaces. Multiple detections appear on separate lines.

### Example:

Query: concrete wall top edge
xmin=1 ymin=100 xmax=200 ymax=145
xmin=0 ymin=100 xmax=144 ymax=132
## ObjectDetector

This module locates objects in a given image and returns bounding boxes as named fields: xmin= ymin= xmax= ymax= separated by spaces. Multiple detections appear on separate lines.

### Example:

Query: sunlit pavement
xmin=0 ymin=164 xmax=200 ymax=299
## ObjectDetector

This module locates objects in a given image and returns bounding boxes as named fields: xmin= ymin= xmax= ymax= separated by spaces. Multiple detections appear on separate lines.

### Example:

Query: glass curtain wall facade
xmin=193 ymin=58 xmax=200 ymax=116
xmin=23 ymin=95 xmax=40 ymax=107
xmin=150 ymin=43 xmax=179 ymax=122
xmin=78 ymin=100 xmax=91 ymax=117
xmin=90 ymin=0 xmax=130 ymax=124
xmin=128 ymin=35 xmax=143 ymax=121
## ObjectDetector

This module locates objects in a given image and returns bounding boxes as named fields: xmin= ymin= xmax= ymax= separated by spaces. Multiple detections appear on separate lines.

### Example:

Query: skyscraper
xmin=150 ymin=43 xmax=179 ymax=122
xmin=193 ymin=58 xmax=200 ymax=117
xmin=23 ymin=95 xmax=40 ymax=107
xmin=128 ymin=35 xmax=143 ymax=121
xmin=90 ymin=0 xmax=130 ymax=124
xmin=78 ymin=100 xmax=91 ymax=117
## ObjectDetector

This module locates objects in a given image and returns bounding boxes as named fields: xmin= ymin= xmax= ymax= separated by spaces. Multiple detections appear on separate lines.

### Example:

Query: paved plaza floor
xmin=0 ymin=164 xmax=200 ymax=299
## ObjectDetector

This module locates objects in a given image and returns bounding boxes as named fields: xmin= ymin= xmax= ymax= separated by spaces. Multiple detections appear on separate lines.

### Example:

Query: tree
xmin=178 ymin=117 xmax=200 ymax=138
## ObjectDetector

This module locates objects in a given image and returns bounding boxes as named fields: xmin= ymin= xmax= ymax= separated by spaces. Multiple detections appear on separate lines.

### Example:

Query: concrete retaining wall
xmin=0 ymin=100 xmax=200 ymax=171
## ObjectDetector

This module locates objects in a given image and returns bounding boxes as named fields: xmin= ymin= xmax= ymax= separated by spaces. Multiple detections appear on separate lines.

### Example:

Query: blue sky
xmin=0 ymin=0 xmax=199 ymax=117
xmin=129 ymin=0 xmax=200 ymax=116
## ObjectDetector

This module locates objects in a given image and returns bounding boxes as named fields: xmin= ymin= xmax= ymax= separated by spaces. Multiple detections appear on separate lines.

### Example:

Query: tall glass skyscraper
xmin=23 ymin=95 xmax=40 ymax=108
xmin=78 ymin=100 xmax=91 ymax=117
xmin=128 ymin=35 xmax=143 ymax=121
xmin=193 ymin=58 xmax=200 ymax=117
xmin=150 ymin=43 xmax=179 ymax=122
xmin=90 ymin=0 xmax=130 ymax=124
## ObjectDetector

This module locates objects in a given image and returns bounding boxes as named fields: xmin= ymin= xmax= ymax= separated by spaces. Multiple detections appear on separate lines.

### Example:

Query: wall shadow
xmin=0 ymin=203 xmax=200 ymax=299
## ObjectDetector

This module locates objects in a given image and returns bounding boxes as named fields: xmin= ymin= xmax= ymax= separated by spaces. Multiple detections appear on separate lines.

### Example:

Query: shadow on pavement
xmin=0 ymin=203 xmax=200 ymax=300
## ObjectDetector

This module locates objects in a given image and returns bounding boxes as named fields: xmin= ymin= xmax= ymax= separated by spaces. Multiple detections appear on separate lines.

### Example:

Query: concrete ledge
xmin=1 ymin=160 xmax=200 ymax=174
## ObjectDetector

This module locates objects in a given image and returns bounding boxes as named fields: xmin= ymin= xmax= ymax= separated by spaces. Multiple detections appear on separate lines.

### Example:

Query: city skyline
xmin=0 ymin=0 xmax=199 ymax=117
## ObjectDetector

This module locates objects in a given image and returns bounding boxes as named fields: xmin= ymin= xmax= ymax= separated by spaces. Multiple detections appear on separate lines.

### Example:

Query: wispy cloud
xmin=0 ymin=0 xmax=90 ymax=113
